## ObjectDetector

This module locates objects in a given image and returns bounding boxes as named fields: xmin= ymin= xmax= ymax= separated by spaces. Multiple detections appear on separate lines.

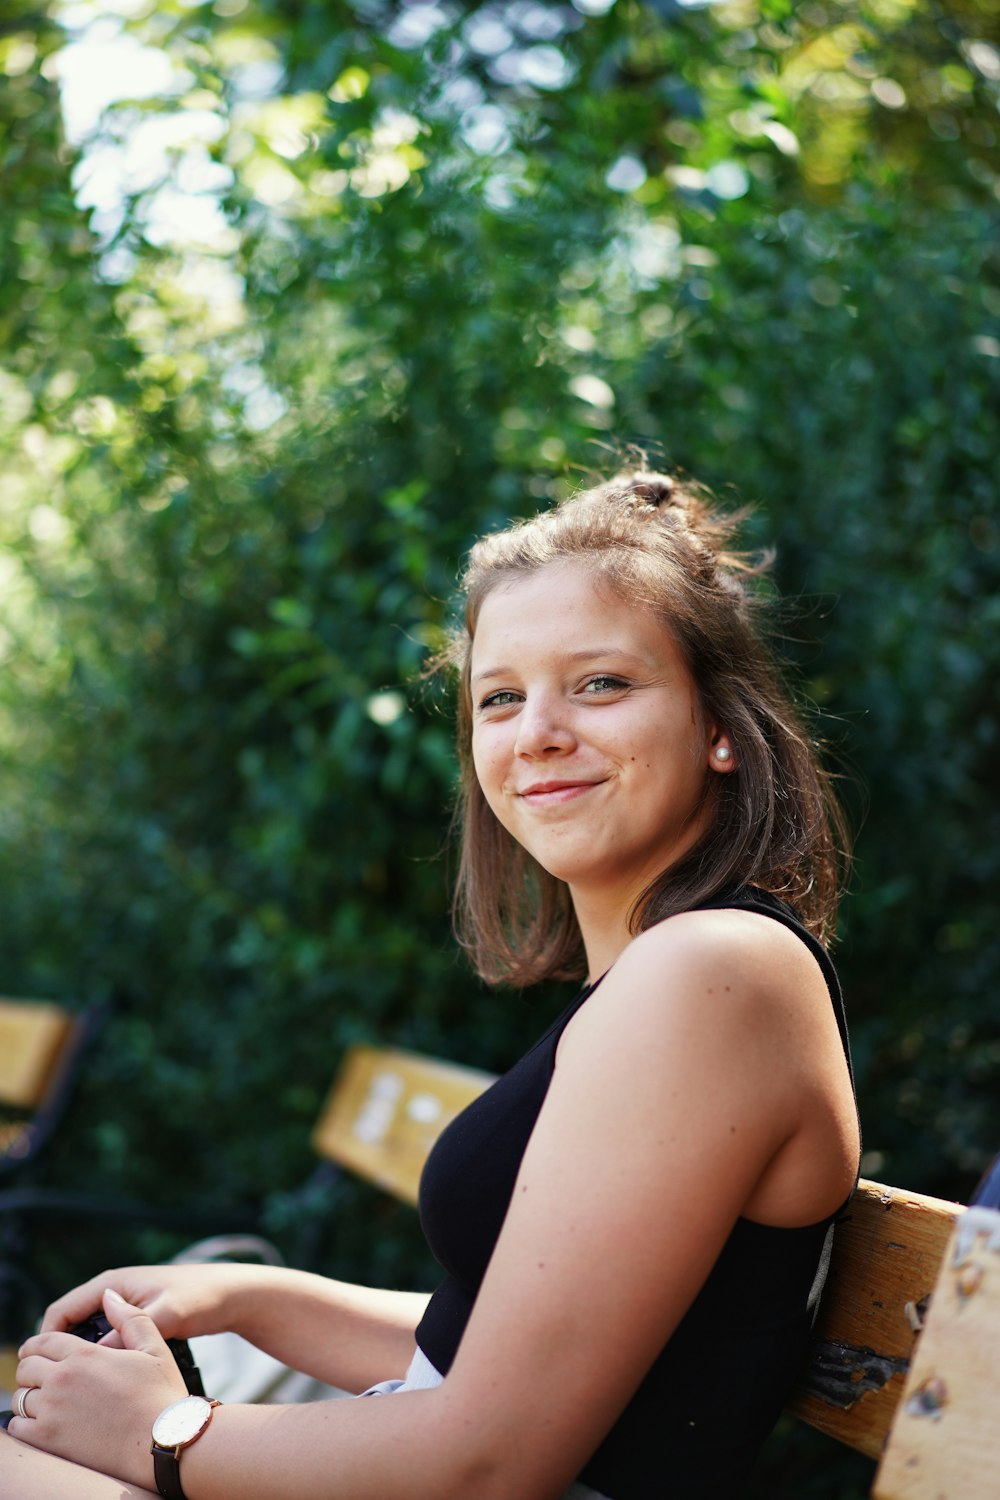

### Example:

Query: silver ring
xmin=13 ymin=1386 xmax=35 ymax=1420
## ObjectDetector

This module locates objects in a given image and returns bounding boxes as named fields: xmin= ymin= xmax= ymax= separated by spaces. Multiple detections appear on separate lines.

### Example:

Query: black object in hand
xmin=0 ymin=1308 xmax=206 ymax=1430
xmin=69 ymin=1309 xmax=206 ymax=1396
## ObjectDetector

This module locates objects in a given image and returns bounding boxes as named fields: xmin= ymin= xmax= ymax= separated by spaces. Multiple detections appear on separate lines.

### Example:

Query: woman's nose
xmin=514 ymin=695 xmax=576 ymax=758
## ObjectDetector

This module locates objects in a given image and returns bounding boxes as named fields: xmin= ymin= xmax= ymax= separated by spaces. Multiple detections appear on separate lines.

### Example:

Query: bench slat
xmin=311 ymin=1045 xmax=494 ymax=1206
xmin=788 ymin=1179 xmax=961 ymax=1459
xmin=874 ymin=1203 xmax=1000 ymax=1498
xmin=0 ymin=998 xmax=75 ymax=1112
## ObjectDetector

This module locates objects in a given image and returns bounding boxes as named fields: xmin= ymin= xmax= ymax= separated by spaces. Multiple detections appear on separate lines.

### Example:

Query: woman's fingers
xmin=100 ymin=1290 xmax=170 ymax=1357
xmin=12 ymin=1387 xmax=37 ymax=1421
xmin=17 ymin=1334 xmax=80 ymax=1374
xmin=40 ymin=1276 xmax=112 ymax=1334
xmin=7 ymin=1302 xmax=188 ymax=1486
xmin=13 ymin=1356 xmax=46 ymax=1394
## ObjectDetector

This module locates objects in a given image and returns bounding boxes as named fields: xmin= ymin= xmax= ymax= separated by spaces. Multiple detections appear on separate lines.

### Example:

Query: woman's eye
xmin=582 ymin=675 xmax=630 ymax=695
xmin=478 ymin=689 xmax=522 ymax=712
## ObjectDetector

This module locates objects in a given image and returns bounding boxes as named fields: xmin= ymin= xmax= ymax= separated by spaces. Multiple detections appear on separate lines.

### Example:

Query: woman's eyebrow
xmin=471 ymin=647 xmax=653 ymax=685
xmin=470 ymin=666 xmax=512 ymax=686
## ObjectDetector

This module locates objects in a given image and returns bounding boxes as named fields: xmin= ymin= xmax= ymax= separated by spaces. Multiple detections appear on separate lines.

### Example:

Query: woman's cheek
xmin=472 ymin=735 xmax=504 ymax=794
xmin=477 ymin=762 xmax=514 ymax=832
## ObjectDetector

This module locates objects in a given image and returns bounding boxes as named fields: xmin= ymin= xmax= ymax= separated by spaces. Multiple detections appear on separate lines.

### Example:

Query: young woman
xmin=2 ymin=472 xmax=860 ymax=1499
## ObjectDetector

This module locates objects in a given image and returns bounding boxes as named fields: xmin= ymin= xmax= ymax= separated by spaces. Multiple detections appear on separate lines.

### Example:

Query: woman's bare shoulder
xmin=594 ymin=903 xmax=831 ymax=1027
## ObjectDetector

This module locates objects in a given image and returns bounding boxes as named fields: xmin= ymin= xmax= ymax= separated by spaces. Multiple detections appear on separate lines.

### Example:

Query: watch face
xmin=152 ymin=1396 xmax=213 ymax=1449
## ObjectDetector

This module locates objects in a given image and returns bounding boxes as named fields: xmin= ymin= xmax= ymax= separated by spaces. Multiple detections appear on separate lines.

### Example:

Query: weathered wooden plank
xmin=788 ymin=1179 xmax=962 ymax=1459
xmin=311 ymin=1045 xmax=494 ymax=1206
xmin=874 ymin=1204 xmax=1000 ymax=1498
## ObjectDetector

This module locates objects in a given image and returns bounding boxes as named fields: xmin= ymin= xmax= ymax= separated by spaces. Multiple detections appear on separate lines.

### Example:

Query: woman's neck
xmin=571 ymin=886 xmax=638 ymax=986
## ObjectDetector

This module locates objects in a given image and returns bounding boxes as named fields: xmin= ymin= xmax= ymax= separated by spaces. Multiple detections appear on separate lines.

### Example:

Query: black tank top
xmin=416 ymin=889 xmax=856 ymax=1499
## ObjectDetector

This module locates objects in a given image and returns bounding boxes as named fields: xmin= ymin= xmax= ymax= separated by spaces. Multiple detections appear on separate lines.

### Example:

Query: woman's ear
xmin=708 ymin=731 xmax=738 ymax=772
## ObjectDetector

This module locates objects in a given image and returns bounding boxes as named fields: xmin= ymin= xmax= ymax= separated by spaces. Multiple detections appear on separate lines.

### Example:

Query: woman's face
xmin=469 ymin=560 xmax=729 ymax=907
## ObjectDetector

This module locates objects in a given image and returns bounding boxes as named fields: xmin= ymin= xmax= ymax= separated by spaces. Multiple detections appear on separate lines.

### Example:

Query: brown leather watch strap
xmin=150 ymin=1397 xmax=221 ymax=1500
xmin=151 ymin=1446 xmax=187 ymax=1500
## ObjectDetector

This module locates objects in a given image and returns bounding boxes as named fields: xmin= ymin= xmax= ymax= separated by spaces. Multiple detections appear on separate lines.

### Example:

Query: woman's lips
xmin=518 ymin=780 xmax=602 ymax=804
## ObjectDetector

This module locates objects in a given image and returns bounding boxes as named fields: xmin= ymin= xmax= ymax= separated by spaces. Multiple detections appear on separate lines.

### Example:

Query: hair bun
xmin=620 ymin=471 xmax=675 ymax=509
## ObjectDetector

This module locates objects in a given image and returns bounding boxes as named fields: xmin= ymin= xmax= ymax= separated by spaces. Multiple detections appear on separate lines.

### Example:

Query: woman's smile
xmin=517 ymin=778 xmax=606 ymax=805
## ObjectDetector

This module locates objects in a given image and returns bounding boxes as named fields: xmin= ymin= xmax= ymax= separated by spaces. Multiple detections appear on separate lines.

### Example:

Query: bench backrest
xmin=0 ymin=996 xmax=92 ymax=1171
xmin=0 ymin=997 xmax=76 ymax=1112
xmin=787 ymin=1179 xmax=960 ymax=1458
xmin=0 ymin=996 xmax=98 ymax=1383
xmin=311 ymin=1044 xmax=494 ymax=1205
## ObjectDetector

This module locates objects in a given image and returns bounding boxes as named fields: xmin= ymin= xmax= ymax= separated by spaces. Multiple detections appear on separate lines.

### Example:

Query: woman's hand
xmin=9 ymin=1288 xmax=189 ymax=1489
xmin=41 ymin=1264 xmax=430 ymax=1395
xmin=41 ymin=1262 xmax=258 ymax=1346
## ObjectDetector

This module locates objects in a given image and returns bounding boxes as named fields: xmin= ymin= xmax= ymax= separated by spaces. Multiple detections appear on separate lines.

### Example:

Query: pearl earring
xmin=714 ymin=746 xmax=732 ymax=763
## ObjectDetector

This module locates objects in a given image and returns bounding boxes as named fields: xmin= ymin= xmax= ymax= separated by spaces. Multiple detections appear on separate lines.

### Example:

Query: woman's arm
xmin=42 ymin=1263 xmax=430 ymax=1393
xmin=11 ymin=910 xmax=858 ymax=1500
xmin=218 ymin=1268 xmax=430 ymax=1390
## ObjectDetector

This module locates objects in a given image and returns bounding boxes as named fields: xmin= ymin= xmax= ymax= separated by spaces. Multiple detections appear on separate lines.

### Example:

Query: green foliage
xmin=1 ymin=1 xmax=998 ymax=1489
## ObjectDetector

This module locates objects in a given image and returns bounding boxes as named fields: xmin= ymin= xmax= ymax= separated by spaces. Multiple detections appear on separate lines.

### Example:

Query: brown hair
xmin=441 ymin=471 xmax=850 ymax=986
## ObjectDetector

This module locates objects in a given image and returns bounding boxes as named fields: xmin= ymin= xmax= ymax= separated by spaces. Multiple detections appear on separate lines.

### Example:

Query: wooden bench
xmin=0 ymin=996 xmax=92 ymax=1161
xmin=0 ymin=995 xmax=103 ymax=1388
xmin=312 ymin=1044 xmax=999 ymax=1500
xmin=0 ymin=996 xmax=244 ymax=1376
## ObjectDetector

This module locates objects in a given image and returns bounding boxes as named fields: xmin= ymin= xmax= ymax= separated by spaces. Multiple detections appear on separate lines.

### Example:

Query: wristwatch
xmin=150 ymin=1394 xmax=222 ymax=1500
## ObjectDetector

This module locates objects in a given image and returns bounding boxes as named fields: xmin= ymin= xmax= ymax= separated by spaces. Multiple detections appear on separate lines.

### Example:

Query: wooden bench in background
xmin=0 ymin=996 xmax=243 ymax=1386
xmin=4 ymin=1004 xmax=999 ymax=1497
xmin=0 ymin=996 xmax=102 ymax=1391
xmin=0 ymin=997 xmax=89 ymax=1160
